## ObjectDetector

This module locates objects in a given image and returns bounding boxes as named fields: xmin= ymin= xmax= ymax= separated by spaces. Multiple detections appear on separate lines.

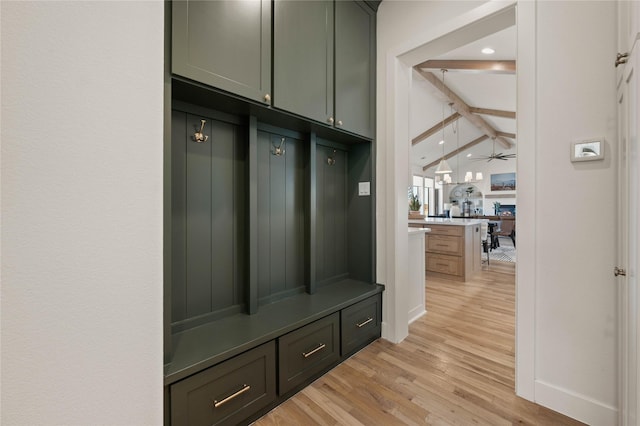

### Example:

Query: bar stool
xmin=481 ymin=222 xmax=490 ymax=265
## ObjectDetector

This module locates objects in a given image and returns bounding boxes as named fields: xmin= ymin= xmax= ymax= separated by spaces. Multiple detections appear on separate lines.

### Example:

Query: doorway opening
xmin=381 ymin=0 xmax=527 ymax=395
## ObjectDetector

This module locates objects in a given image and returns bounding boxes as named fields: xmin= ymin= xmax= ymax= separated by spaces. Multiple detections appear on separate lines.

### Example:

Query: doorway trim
xmin=380 ymin=0 xmax=531 ymax=396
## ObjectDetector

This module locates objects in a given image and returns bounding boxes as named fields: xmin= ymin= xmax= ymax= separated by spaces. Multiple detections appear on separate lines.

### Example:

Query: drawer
xmin=427 ymin=225 xmax=464 ymax=237
xmin=278 ymin=313 xmax=340 ymax=395
xmin=170 ymin=341 xmax=276 ymax=426
xmin=426 ymin=253 xmax=462 ymax=276
xmin=341 ymin=294 xmax=381 ymax=356
xmin=426 ymin=235 xmax=463 ymax=255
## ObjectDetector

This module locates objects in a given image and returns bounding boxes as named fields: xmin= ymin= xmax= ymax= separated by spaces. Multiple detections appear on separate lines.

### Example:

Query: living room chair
xmin=495 ymin=217 xmax=516 ymax=247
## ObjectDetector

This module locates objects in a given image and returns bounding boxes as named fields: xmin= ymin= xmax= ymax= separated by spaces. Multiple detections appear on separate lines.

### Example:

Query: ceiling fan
xmin=473 ymin=137 xmax=516 ymax=162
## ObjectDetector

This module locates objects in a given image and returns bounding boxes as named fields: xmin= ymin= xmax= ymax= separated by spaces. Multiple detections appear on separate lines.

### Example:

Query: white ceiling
xmin=410 ymin=25 xmax=516 ymax=177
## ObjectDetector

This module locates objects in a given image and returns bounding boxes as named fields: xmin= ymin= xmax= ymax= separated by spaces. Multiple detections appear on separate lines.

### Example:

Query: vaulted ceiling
xmin=410 ymin=25 xmax=516 ymax=178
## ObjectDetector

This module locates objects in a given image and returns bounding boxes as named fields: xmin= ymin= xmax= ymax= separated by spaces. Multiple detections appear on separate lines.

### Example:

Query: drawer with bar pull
xmin=170 ymin=341 xmax=276 ymax=426
xmin=277 ymin=313 xmax=340 ymax=395
xmin=340 ymin=294 xmax=382 ymax=356
xmin=426 ymin=253 xmax=463 ymax=276
xmin=426 ymin=234 xmax=463 ymax=255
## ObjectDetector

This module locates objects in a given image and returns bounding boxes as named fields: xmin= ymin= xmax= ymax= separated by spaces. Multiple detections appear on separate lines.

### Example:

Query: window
xmin=411 ymin=175 xmax=435 ymax=215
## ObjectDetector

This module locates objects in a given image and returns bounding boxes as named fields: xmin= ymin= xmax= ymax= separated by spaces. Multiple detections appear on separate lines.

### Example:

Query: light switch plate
xmin=571 ymin=138 xmax=604 ymax=162
xmin=358 ymin=182 xmax=371 ymax=196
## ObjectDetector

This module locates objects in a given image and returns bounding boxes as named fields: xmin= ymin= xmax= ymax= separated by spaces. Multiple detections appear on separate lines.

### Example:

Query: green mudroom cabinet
xmin=165 ymin=1 xmax=381 ymax=425
xmin=272 ymin=0 xmax=375 ymax=138
xmin=173 ymin=0 xmax=375 ymax=140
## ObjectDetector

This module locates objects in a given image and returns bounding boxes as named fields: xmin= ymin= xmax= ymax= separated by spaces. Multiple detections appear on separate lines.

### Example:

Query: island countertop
xmin=408 ymin=218 xmax=487 ymax=227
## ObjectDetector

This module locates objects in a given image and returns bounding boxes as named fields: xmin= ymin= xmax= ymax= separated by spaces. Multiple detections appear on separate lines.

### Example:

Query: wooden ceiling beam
xmin=411 ymin=112 xmax=460 ymax=146
xmin=416 ymin=59 xmax=516 ymax=74
xmin=468 ymin=107 xmax=516 ymax=119
xmin=412 ymin=110 xmax=515 ymax=147
xmin=411 ymin=107 xmax=516 ymax=145
xmin=496 ymin=131 xmax=516 ymax=139
xmin=422 ymin=135 xmax=489 ymax=171
xmin=415 ymin=69 xmax=513 ymax=149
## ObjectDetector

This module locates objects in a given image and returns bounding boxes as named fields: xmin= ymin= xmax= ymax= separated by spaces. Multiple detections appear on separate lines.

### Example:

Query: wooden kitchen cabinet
xmin=426 ymin=234 xmax=464 ymax=256
xmin=425 ymin=223 xmax=481 ymax=281
xmin=427 ymin=253 xmax=463 ymax=277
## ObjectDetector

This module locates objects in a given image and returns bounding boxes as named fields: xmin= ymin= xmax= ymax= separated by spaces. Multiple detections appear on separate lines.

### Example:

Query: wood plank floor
xmin=254 ymin=262 xmax=585 ymax=425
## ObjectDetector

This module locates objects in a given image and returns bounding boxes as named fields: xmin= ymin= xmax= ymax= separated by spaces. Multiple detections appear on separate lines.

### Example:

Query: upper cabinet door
xmin=335 ymin=1 xmax=375 ymax=139
xmin=273 ymin=0 xmax=334 ymax=125
xmin=172 ymin=0 xmax=271 ymax=104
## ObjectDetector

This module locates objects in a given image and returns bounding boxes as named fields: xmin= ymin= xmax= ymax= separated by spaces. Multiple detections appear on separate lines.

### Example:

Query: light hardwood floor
xmin=254 ymin=262 xmax=585 ymax=425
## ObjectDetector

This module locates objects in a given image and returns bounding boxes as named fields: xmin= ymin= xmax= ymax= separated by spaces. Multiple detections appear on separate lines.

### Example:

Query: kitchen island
xmin=409 ymin=218 xmax=484 ymax=282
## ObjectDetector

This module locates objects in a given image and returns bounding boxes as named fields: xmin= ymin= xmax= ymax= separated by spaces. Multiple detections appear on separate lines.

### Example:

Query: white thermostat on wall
xmin=571 ymin=138 xmax=604 ymax=162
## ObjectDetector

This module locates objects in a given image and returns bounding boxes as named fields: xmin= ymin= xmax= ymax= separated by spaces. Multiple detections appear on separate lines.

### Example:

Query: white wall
xmin=521 ymin=2 xmax=618 ymax=423
xmin=379 ymin=1 xmax=618 ymax=424
xmin=1 ymin=2 xmax=164 ymax=424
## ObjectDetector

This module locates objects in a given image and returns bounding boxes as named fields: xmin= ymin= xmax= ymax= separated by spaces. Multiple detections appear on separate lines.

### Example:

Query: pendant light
xmin=434 ymin=69 xmax=452 ymax=174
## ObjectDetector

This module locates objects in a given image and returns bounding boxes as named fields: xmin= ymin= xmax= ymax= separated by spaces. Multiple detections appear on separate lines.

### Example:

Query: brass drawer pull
xmin=302 ymin=343 xmax=326 ymax=358
xmin=356 ymin=317 xmax=373 ymax=328
xmin=213 ymin=384 xmax=251 ymax=408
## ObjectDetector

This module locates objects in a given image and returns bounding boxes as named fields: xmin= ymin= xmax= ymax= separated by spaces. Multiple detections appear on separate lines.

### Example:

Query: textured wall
xmin=1 ymin=2 xmax=164 ymax=424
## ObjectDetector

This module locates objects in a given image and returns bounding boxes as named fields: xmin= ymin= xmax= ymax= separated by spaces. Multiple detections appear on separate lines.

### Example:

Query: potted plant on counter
xmin=408 ymin=190 xmax=423 ymax=218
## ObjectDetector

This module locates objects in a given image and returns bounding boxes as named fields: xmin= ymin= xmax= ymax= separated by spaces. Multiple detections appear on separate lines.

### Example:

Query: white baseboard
xmin=381 ymin=321 xmax=388 ymax=339
xmin=408 ymin=307 xmax=426 ymax=324
xmin=381 ymin=321 xmax=409 ymax=343
xmin=535 ymin=380 xmax=617 ymax=425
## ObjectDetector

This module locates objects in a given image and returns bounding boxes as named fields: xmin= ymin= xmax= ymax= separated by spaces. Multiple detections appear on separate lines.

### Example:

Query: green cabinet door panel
xmin=273 ymin=0 xmax=334 ymax=124
xmin=315 ymin=144 xmax=348 ymax=285
xmin=335 ymin=0 xmax=375 ymax=138
xmin=171 ymin=110 xmax=247 ymax=326
xmin=172 ymin=0 xmax=271 ymax=104
xmin=256 ymin=130 xmax=307 ymax=303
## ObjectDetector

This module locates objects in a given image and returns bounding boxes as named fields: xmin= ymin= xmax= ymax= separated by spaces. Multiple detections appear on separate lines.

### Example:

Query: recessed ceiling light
xmin=481 ymin=47 xmax=495 ymax=55
xmin=466 ymin=153 xmax=472 ymax=157
xmin=439 ymin=140 xmax=444 ymax=145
